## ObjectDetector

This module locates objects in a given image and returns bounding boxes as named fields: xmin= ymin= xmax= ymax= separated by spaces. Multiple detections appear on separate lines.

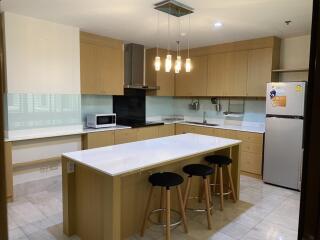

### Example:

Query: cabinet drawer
xmin=213 ymin=128 xmax=239 ymax=139
xmin=136 ymin=127 xmax=159 ymax=141
xmin=158 ymin=124 xmax=175 ymax=137
xmin=238 ymin=132 xmax=263 ymax=144
xmin=115 ymin=129 xmax=137 ymax=144
xmin=82 ymin=131 xmax=115 ymax=149
xmin=242 ymin=142 xmax=263 ymax=154
xmin=241 ymin=151 xmax=262 ymax=175
xmin=175 ymin=124 xmax=213 ymax=136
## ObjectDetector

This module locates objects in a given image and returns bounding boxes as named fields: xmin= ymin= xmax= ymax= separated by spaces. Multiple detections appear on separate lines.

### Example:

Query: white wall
xmin=4 ymin=12 xmax=80 ymax=93
xmin=279 ymin=35 xmax=311 ymax=82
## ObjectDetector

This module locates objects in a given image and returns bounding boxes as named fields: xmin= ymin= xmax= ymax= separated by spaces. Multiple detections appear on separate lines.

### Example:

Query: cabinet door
xmin=247 ymin=48 xmax=273 ymax=97
xmin=207 ymin=51 xmax=247 ymax=97
xmin=175 ymin=124 xmax=213 ymax=136
xmin=226 ymin=51 xmax=248 ymax=96
xmin=158 ymin=125 xmax=175 ymax=137
xmin=207 ymin=53 xmax=226 ymax=96
xmin=146 ymin=49 xmax=175 ymax=96
xmin=114 ymin=129 xmax=137 ymax=144
xmin=80 ymin=32 xmax=124 ymax=95
xmin=175 ymin=56 xmax=208 ymax=96
xmin=136 ymin=127 xmax=159 ymax=141
xmin=82 ymin=131 xmax=115 ymax=149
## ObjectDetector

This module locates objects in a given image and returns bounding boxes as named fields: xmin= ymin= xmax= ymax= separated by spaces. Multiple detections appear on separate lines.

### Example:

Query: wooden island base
xmin=62 ymin=144 xmax=240 ymax=240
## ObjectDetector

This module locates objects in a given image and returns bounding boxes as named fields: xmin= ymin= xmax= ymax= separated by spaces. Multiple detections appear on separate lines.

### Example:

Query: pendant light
xmin=154 ymin=0 xmax=194 ymax=73
xmin=185 ymin=15 xmax=192 ymax=72
xmin=154 ymin=12 xmax=161 ymax=71
xmin=165 ymin=7 xmax=172 ymax=72
xmin=175 ymin=41 xmax=182 ymax=73
xmin=175 ymin=14 xmax=182 ymax=73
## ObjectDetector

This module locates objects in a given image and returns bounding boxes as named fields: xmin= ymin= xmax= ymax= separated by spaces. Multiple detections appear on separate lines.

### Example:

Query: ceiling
xmin=1 ymin=0 xmax=313 ymax=49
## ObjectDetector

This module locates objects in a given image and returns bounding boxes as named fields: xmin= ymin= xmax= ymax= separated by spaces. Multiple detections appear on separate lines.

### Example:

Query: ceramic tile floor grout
xmin=7 ymin=175 xmax=300 ymax=240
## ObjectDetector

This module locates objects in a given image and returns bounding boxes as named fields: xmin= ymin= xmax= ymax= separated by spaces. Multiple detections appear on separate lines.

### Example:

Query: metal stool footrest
xmin=210 ymin=183 xmax=233 ymax=196
xmin=148 ymin=208 xmax=182 ymax=229
xmin=186 ymin=196 xmax=214 ymax=213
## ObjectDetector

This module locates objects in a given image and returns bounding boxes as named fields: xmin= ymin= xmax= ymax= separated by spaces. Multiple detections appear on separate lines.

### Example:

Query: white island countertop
xmin=63 ymin=133 xmax=241 ymax=176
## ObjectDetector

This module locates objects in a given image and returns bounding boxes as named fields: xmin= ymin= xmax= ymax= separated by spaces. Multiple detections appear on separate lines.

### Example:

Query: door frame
xmin=0 ymin=11 xmax=8 ymax=240
xmin=298 ymin=0 xmax=320 ymax=239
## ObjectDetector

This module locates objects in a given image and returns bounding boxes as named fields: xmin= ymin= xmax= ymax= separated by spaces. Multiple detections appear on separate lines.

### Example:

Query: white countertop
xmin=5 ymin=125 xmax=131 ymax=142
xmin=177 ymin=122 xmax=265 ymax=134
xmin=62 ymin=133 xmax=241 ymax=176
xmin=5 ymin=117 xmax=264 ymax=142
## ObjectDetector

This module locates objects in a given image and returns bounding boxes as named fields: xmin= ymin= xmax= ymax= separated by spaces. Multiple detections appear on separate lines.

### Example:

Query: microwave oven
xmin=86 ymin=114 xmax=116 ymax=128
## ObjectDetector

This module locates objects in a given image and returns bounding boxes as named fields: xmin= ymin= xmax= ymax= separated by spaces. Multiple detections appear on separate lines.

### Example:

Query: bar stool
xmin=140 ymin=172 xmax=188 ymax=240
xmin=183 ymin=164 xmax=214 ymax=230
xmin=205 ymin=155 xmax=236 ymax=211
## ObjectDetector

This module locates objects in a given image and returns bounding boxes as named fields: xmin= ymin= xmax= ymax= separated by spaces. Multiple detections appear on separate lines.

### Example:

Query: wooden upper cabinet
xmin=175 ymin=55 xmax=208 ymax=96
xmin=80 ymin=32 xmax=124 ymax=95
xmin=146 ymin=48 xmax=175 ymax=96
xmin=207 ymin=51 xmax=247 ymax=97
xmin=247 ymin=48 xmax=273 ymax=97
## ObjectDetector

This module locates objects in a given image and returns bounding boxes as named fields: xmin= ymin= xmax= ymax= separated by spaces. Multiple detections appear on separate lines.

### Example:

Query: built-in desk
xmin=62 ymin=133 xmax=242 ymax=239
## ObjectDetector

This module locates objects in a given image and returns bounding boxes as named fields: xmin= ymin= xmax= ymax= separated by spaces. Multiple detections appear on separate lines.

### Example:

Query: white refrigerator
xmin=263 ymin=81 xmax=306 ymax=190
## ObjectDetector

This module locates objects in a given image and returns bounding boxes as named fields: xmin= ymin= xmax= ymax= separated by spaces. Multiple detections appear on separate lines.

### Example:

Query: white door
xmin=263 ymin=117 xmax=304 ymax=190
xmin=266 ymin=82 xmax=306 ymax=116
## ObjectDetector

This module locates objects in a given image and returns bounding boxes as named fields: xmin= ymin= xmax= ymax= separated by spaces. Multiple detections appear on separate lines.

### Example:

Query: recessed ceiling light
xmin=213 ymin=21 xmax=223 ymax=28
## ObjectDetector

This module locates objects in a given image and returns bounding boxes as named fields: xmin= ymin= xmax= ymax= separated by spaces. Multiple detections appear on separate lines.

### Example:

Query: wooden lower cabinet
xmin=176 ymin=124 xmax=213 ymax=135
xmin=82 ymin=131 xmax=115 ymax=149
xmin=158 ymin=124 xmax=175 ymax=137
xmin=136 ymin=126 xmax=159 ymax=141
xmin=175 ymin=124 xmax=264 ymax=177
xmin=114 ymin=129 xmax=138 ymax=144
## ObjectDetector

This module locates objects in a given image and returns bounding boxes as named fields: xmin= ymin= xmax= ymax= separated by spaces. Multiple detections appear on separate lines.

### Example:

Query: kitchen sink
xmin=185 ymin=121 xmax=219 ymax=127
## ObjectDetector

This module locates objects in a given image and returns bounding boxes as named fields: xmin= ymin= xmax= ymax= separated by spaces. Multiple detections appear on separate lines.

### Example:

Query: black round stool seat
xmin=148 ymin=172 xmax=184 ymax=188
xmin=205 ymin=155 xmax=232 ymax=166
xmin=183 ymin=164 xmax=214 ymax=177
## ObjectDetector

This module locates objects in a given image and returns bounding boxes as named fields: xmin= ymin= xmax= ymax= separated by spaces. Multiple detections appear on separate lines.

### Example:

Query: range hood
xmin=124 ymin=43 xmax=159 ymax=90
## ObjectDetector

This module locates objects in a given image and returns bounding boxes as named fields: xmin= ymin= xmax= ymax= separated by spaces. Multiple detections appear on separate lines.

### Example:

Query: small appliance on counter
xmin=263 ymin=81 xmax=307 ymax=190
xmin=86 ymin=113 xmax=116 ymax=128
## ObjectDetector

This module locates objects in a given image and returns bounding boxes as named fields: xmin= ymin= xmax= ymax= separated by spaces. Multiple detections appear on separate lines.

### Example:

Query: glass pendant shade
xmin=175 ymin=56 xmax=182 ymax=73
xmin=185 ymin=58 xmax=191 ymax=72
xmin=165 ymin=54 xmax=172 ymax=72
xmin=154 ymin=56 xmax=161 ymax=71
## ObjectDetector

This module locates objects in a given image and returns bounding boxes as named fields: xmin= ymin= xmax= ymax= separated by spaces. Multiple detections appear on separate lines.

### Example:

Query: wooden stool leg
xmin=159 ymin=187 xmax=165 ymax=224
xmin=203 ymin=177 xmax=212 ymax=230
xmin=213 ymin=164 xmax=218 ymax=194
xmin=183 ymin=176 xmax=192 ymax=209
xmin=198 ymin=180 xmax=204 ymax=203
xmin=166 ymin=188 xmax=171 ymax=240
xmin=219 ymin=166 xmax=224 ymax=211
xmin=208 ymin=180 xmax=213 ymax=215
xmin=227 ymin=164 xmax=237 ymax=202
xmin=177 ymin=186 xmax=188 ymax=233
xmin=140 ymin=186 xmax=154 ymax=237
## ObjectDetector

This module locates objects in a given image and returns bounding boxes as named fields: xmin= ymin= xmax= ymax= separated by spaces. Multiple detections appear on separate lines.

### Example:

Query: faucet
xmin=203 ymin=111 xmax=207 ymax=124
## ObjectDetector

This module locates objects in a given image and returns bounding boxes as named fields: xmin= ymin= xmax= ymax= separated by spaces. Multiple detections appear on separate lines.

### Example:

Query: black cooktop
xmin=118 ymin=120 xmax=164 ymax=128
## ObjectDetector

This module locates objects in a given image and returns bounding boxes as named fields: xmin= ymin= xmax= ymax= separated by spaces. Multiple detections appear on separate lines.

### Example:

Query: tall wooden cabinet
xmin=146 ymin=48 xmax=175 ymax=96
xmin=175 ymin=55 xmax=208 ymax=96
xmin=173 ymin=36 xmax=280 ymax=97
xmin=207 ymin=51 xmax=248 ymax=97
xmin=247 ymin=48 xmax=273 ymax=97
xmin=80 ymin=32 xmax=124 ymax=95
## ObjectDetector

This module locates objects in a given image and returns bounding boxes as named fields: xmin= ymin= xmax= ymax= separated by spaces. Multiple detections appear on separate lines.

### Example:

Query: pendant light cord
xmin=156 ymin=11 xmax=159 ymax=56
xmin=188 ymin=15 xmax=190 ymax=58
xmin=167 ymin=6 xmax=171 ymax=54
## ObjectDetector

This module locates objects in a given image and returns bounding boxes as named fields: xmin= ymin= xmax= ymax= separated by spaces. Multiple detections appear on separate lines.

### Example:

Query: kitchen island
xmin=62 ymin=133 xmax=241 ymax=240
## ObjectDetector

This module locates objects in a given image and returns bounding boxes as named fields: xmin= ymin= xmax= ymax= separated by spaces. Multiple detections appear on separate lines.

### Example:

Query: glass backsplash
xmin=5 ymin=93 xmax=82 ymax=131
